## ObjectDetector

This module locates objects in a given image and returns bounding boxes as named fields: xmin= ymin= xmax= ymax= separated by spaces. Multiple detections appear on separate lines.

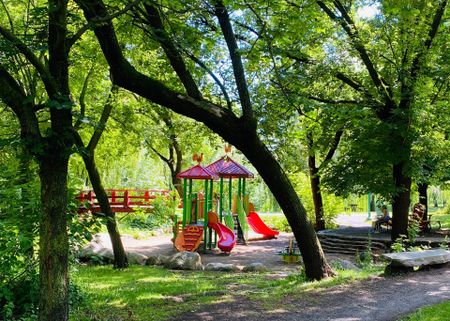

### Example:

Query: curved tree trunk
xmin=418 ymin=182 xmax=429 ymax=220
xmin=239 ymin=131 xmax=333 ymax=280
xmin=82 ymin=153 xmax=128 ymax=268
xmin=307 ymin=133 xmax=326 ymax=231
xmin=38 ymin=156 xmax=69 ymax=321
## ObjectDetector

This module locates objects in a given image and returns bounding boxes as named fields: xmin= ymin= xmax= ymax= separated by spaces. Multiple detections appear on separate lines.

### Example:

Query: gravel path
xmin=173 ymin=265 xmax=450 ymax=321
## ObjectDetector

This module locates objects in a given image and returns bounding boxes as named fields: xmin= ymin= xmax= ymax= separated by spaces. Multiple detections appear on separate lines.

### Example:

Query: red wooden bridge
xmin=77 ymin=189 xmax=171 ymax=213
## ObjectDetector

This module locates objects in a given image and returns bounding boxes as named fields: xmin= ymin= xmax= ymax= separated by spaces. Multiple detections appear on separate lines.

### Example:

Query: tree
xmin=73 ymin=85 xmax=128 ymax=268
xmin=270 ymin=0 xmax=448 ymax=240
xmin=76 ymin=0 xmax=333 ymax=279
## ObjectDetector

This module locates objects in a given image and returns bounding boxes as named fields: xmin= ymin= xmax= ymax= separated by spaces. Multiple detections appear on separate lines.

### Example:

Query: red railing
xmin=77 ymin=189 xmax=171 ymax=213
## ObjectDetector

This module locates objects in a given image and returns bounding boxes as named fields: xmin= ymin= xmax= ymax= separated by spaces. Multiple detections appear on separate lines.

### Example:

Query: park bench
xmin=383 ymin=249 xmax=450 ymax=274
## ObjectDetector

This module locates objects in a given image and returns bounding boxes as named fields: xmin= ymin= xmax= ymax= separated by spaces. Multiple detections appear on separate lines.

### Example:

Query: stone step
xmin=318 ymin=237 xmax=386 ymax=249
xmin=318 ymin=233 xmax=388 ymax=256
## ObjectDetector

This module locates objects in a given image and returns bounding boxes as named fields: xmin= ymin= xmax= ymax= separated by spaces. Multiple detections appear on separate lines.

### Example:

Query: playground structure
xmin=77 ymin=189 xmax=171 ymax=213
xmin=173 ymin=152 xmax=279 ymax=253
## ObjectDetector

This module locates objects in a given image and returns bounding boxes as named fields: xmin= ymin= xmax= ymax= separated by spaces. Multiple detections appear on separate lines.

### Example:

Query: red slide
xmin=208 ymin=212 xmax=236 ymax=252
xmin=247 ymin=211 xmax=280 ymax=239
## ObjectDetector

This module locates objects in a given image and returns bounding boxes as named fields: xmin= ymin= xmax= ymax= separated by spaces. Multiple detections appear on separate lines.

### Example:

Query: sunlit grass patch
xmin=71 ymin=264 xmax=384 ymax=321
xmin=398 ymin=300 xmax=450 ymax=321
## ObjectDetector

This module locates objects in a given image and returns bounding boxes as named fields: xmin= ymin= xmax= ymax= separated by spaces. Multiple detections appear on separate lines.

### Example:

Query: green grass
xmin=431 ymin=213 xmax=450 ymax=229
xmin=71 ymin=264 xmax=384 ymax=321
xmin=398 ymin=301 xmax=450 ymax=321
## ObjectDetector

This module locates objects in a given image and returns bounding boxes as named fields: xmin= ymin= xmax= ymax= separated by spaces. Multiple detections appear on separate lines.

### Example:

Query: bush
xmin=119 ymin=193 xmax=177 ymax=230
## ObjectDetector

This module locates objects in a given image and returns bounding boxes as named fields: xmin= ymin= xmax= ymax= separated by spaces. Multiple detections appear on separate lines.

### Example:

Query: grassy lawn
xmin=431 ymin=213 xmax=450 ymax=229
xmin=71 ymin=265 xmax=383 ymax=321
xmin=398 ymin=301 xmax=450 ymax=321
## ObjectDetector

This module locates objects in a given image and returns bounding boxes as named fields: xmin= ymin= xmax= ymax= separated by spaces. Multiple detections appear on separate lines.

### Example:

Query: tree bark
xmin=307 ymin=133 xmax=326 ymax=230
xmin=391 ymin=162 xmax=412 ymax=241
xmin=418 ymin=182 xmax=429 ymax=220
xmin=239 ymin=130 xmax=333 ymax=279
xmin=82 ymin=153 xmax=128 ymax=268
xmin=38 ymin=155 xmax=69 ymax=321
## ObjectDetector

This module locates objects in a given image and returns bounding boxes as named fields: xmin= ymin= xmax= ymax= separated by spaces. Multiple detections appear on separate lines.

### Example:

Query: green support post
xmin=204 ymin=179 xmax=208 ymax=251
xmin=228 ymin=177 xmax=232 ymax=214
xmin=182 ymin=178 xmax=187 ymax=228
xmin=219 ymin=177 xmax=224 ymax=222
xmin=237 ymin=177 xmax=242 ymax=199
xmin=242 ymin=178 xmax=246 ymax=196
xmin=368 ymin=192 xmax=371 ymax=220
xmin=209 ymin=179 xmax=215 ymax=248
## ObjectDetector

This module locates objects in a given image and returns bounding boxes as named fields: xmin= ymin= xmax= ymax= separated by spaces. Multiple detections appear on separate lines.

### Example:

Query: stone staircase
xmin=318 ymin=232 xmax=389 ymax=256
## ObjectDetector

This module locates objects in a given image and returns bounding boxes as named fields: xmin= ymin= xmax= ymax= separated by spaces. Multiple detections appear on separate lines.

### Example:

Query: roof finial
xmin=193 ymin=153 xmax=203 ymax=164
xmin=224 ymin=143 xmax=232 ymax=154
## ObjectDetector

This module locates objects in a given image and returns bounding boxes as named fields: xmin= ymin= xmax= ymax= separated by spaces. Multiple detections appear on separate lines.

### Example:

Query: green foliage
xmin=0 ymin=153 xmax=40 ymax=320
xmin=355 ymin=234 xmax=373 ymax=268
xmin=407 ymin=220 xmax=420 ymax=244
xmin=119 ymin=194 xmax=176 ymax=231
xmin=290 ymin=172 xmax=343 ymax=228
xmin=258 ymin=214 xmax=291 ymax=233
xmin=391 ymin=237 xmax=407 ymax=253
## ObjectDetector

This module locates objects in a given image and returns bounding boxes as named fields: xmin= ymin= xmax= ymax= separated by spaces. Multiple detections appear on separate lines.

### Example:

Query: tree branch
xmin=141 ymin=4 xmax=202 ymax=99
xmin=316 ymin=1 xmax=393 ymax=103
xmin=67 ymin=0 xmax=143 ymax=49
xmin=87 ymin=86 xmax=116 ymax=152
xmin=307 ymin=96 xmax=361 ymax=104
xmin=320 ymin=129 xmax=343 ymax=167
xmin=0 ymin=25 xmax=57 ymax=95
xmin=75 ymin=63 xmax=95 ymax=130
xmin=213 ymin=0 xmax=254 ymax=121
xmin=75 ymin=0 xmax=242 ymax=141
xmin=0 ymin=64 xmax=41 ymax=142
xmin=182 ymin=49 xmax=232 ymax=109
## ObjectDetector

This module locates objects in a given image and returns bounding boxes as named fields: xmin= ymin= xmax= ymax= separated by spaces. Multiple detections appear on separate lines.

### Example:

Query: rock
xmin=156 ymin=255 xmax=170 ymax=266
xmin=78 ymin=234 xmax=114 ymax=264
xmin=383 ymin=249 xmax=450 ymax=268
xmin=127 ymin=252 xmax=148 ymax=265
xmin=164 ymin=252 xmax=203 ymax=270
xmin=146 ymin=256 xmax=159 ymax=266
xmin=331 ymin=259 xmax=361 ymax=271
xmin=242 ymin=262 xmax=267 ymax=272
xmin=205 ymin=263 xmax=239 ymax=272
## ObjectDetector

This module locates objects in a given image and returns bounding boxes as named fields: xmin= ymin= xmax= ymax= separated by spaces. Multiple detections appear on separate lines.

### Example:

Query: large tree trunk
xmin=391 ymin=162 xmax=412 ymax=241
xmin=38 ymin=156 xmax=69 ymax=321
xmin=239 ymin=130 xmax=333 ymax=280
xmin=307 ymin=133 xmax=326 ymax=230
xmin=82 ymin=153 xmax=128 ymax=268
xmin=418 ymin=182 xmax=429 ymax=220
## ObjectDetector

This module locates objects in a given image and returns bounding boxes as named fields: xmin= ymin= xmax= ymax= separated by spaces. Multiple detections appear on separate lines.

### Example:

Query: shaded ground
xmin=173 ymin=265 xmax=450 ymax=321
xmin=108 ymin=232 xmax=351 ymax=271
xmin=93 ymin=213 xmax=450 ymax=321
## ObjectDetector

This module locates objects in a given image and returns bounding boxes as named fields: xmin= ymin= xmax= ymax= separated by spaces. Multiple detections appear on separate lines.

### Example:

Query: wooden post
xmin=124 ymin=190 xmax=130 ymax=207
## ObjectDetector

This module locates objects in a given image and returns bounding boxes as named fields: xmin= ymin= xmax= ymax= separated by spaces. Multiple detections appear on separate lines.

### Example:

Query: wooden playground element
xmin=77 ymin=189 xmax=171 ymax=213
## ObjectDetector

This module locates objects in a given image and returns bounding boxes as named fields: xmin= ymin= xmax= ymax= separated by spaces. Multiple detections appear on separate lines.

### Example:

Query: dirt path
xmin=173 ymin=266 xmax=450 ymax=321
